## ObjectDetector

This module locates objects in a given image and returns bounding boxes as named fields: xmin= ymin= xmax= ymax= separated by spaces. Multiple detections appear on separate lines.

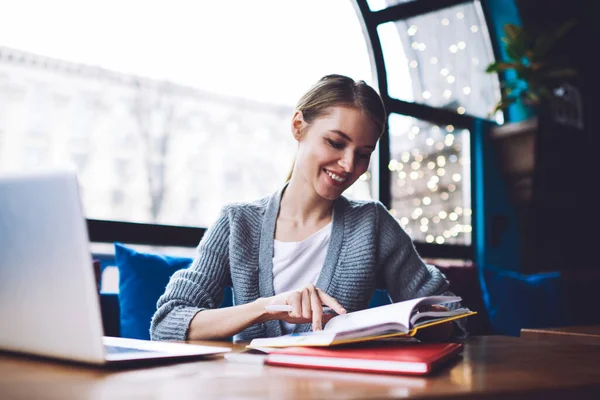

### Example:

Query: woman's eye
xmin=357 ymin=153 xmax=371 ymax=160
xmin=326 ymin=139 xmax=344 ymax=149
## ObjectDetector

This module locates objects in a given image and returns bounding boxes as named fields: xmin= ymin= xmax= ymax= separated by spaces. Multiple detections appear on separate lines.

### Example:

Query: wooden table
xmin=2 ymin=335 xmax=600 ymax=399
xmin=521 ymin=324 xmax=600 ymax=345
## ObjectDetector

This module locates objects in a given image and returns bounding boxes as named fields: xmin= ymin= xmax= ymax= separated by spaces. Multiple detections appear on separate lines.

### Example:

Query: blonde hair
xmin=286 ymin=74 xmax=386 ymax=182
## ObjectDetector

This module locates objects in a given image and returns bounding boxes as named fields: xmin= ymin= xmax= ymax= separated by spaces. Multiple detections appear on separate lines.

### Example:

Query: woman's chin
xmin=317 ymin=185 xmax=345 ymax=201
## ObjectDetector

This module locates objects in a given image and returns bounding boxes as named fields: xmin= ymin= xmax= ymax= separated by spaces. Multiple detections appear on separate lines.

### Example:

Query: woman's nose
xmin=338 ymin=153 xmax=355 ymax=173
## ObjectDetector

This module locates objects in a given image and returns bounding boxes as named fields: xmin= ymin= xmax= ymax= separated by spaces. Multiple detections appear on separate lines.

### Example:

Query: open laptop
xmin=0 ymin=169 xmax=231 ymax=365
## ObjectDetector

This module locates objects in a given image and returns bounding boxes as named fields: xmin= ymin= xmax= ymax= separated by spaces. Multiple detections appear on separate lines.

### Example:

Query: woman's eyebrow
xmin=329 ymin=130 xmax=376 ymax=151
xmin=329 ymin=129 xmax=352 ymax=141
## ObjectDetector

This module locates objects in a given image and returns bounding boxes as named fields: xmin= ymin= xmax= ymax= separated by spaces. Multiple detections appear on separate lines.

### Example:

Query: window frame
xmin=354 ymin=0 xmax=496 ymax=261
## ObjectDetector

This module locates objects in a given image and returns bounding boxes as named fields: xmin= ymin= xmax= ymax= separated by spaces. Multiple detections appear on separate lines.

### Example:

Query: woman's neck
xmin=279 ymin=179 xmax=333 ymax=227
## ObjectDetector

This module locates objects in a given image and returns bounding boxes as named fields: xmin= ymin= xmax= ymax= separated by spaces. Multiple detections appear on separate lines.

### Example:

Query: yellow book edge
xmin=246 ymin=311 xmax=477 ymax=349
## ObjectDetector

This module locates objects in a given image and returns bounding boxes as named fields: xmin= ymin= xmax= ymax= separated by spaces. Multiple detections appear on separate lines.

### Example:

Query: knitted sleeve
xmin=375 ymin=202 xmax=467 ymax=338
xmin=150 ymin=206 xmax=233 ymax=341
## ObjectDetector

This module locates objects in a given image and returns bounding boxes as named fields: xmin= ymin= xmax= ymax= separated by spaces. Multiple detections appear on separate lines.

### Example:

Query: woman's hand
xmin=264 ymin=284 xmax=346 ymax=331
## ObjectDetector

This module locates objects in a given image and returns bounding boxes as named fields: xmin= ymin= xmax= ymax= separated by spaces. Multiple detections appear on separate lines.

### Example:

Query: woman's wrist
xmin=252 ymin=297 xmax=274 ymax=324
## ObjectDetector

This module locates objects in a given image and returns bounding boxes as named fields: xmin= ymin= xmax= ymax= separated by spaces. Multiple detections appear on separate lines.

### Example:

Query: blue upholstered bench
xmin=98 ymin=243 xmax=600 ymax=340
xmin=98 ymin=243 xmax=497 ymax=339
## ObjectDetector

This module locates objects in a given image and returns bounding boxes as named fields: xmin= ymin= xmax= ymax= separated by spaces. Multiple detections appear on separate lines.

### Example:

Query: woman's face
xmin=292 ymin=106 xmax=380 ymax=201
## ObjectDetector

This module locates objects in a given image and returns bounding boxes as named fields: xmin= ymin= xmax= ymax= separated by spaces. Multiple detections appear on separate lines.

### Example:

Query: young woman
xmin=151 ymin=75 xmax=464 ymax=342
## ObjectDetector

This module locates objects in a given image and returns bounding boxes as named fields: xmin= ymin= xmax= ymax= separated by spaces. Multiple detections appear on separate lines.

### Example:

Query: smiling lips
xmin=324 ymin=169 xmax=348 ymax=184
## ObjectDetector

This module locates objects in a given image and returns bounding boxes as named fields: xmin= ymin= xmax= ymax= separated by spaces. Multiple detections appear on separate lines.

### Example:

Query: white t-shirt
xmin=272 ymin=222 xmax=332 ymax=334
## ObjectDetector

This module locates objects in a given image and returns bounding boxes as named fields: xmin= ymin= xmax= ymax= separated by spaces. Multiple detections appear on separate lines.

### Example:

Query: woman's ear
xmin=291 ymin=110 xmax=305 ymax=141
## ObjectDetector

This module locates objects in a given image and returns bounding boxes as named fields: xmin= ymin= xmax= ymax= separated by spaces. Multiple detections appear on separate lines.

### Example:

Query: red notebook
xmin=264 ymin=342 xmax=463 ymax=375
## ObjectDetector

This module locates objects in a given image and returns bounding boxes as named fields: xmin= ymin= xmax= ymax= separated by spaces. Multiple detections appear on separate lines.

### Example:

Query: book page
xmin=248 ymin=331 xmax=339 ymax=348
xmin=247 ymin=296 xmax=465 ymax=349
xmin=410 ymin=308 xmax=471 ymax=327
xmin=323 ymin=296 xmax=461 ymax=334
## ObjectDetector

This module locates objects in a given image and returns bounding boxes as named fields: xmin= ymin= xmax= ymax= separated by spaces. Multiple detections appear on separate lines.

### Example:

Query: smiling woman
xmin=150 ymin=74 xmax=465 ymax=343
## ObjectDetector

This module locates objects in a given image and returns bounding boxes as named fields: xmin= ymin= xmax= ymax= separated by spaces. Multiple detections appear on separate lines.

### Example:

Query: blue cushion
xmin=481 ymin=265 xmax=570 ymax=336
xmin=114 ymin=243 xmax=193 ymax=340
xmin=114 ymin=242 xmax=234 ymax=340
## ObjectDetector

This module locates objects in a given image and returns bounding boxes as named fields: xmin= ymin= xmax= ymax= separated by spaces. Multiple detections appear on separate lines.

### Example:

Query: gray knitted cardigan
xmin=150 ymin=186 xmax=464 ymax=342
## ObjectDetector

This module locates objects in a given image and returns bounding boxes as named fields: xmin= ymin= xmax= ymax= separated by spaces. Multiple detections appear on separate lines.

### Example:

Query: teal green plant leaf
xmin=485 ymin=19 xmax=579 ymax=113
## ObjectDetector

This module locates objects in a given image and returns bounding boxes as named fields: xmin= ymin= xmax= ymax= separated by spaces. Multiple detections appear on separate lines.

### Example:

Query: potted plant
xmin=483 ymin=19 xmax=579 ymax=206
xmin=485 ymin=19 xmax=578 ymax=115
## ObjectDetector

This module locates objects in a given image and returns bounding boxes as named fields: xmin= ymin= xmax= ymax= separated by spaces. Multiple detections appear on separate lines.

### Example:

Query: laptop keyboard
xmin=104 ymin=345 xmax=159 ymax=354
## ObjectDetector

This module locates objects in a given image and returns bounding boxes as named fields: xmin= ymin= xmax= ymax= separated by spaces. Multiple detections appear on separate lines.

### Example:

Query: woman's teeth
xmin=326 ymin=170 xmax=347 ymax=183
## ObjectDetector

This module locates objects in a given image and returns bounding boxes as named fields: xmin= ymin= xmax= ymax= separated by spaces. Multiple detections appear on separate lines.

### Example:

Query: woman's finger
xmin=309 ymin=288 xmax=323 ymax=331
xmin=316 ymin=288 xmax=346 ymax=314
xmin=287 ymin=291 xmax=302 ymax=318
xmin=300 ymin=288 xmax=312 ymax=319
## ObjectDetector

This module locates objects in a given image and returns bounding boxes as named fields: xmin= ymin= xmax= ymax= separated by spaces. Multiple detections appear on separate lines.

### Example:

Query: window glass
xmin=367 ymin=0 xmax=415 ymax=12
xmin=388 ymin=113 xmax=472 ymax=245
xmin=0 ymin=0 xmax=374 ymax=227
xmin=377 ymin=1 xmax=501 ymax=119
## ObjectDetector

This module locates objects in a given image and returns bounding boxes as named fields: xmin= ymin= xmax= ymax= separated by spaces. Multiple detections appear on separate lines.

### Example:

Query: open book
xmin=248 ymin=296 xmax=476 ymax=349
